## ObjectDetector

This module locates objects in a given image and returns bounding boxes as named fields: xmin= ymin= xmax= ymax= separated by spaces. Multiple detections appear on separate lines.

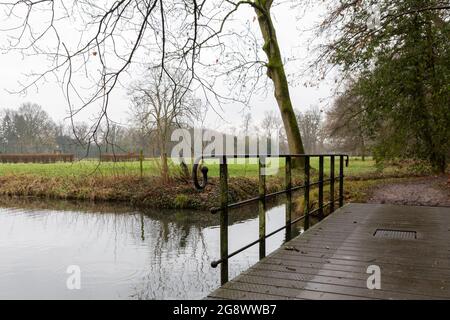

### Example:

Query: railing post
xmin=330 ymin=155 xmax=335 ymax=213
xmin=318 ymin=156 xmax=324 ymax=220
xmin=285 ymin=156 xmax=292 ymax=241
xmin=258 ymin=157 xmax=266 ymax=260
xmin=339 ymin=155 xmax=344 ymax=208
xmin=219 ymin=156 xmax=229 ymax=285
xmin=304 ymin=156 xmax=310 ymax=231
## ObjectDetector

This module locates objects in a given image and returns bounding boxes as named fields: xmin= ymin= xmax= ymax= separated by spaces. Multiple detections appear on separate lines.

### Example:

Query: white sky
xmin=0 ymin=1 xmax=335 ymax=132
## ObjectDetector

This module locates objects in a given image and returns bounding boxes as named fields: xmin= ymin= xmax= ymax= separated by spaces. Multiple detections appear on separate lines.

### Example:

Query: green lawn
xmin=0 ymin=159 xmax=161 ymax=177
xmin=0 ymin=157 xmax=380 ymax=178
xmin=203 ymin=157 xmax=378 ymax=177
xmin=0 ymin=157 xmax=434 ymax=209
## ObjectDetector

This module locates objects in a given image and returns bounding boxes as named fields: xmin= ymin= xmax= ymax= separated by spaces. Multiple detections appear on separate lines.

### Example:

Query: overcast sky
xmin=0 ymin=1 xmax=334 ymax=133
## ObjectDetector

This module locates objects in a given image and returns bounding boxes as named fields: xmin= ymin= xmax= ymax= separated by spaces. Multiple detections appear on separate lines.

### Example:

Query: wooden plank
xmin=207 ymin=204 xmax=450 ymax=300
xmin=276 ymin=246 xmax=450 ymax=271
xmin=288 ymin=237 xmax=450 ymax=252
xmin=234 ymin=274 xmax=439 ymax=300
xmin=273 ymin=249 xmax=450 ymax=269
xmin=209 ymin=288 xmax=299 ymax=300
xmin=262 ymin=258 xmax=450 ymax=281
xmin=242 ymin=268 xmax=450 ymax=298
xmin=250 ymin=263 xmax=450 ymax=291
xmin=282 ymin=243 xmax=450 ymax=260
xmin=220 ymin=281 xmax=374 ymax=300
xmin=279 ymin=242 xmax=450 ymax=261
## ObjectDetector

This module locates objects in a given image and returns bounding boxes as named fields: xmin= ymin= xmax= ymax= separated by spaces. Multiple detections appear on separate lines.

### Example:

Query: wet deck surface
xmin=208 ymin=203 xmax=450 ymax=300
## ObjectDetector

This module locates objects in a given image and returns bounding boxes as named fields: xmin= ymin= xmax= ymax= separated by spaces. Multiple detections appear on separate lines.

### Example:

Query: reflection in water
xmin=0 ymin=197 xmax=309 ymax=299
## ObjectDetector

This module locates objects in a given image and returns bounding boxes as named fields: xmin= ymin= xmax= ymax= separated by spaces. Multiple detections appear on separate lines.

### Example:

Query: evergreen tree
xmin=322 ymin=0 xmax=450 ymax=172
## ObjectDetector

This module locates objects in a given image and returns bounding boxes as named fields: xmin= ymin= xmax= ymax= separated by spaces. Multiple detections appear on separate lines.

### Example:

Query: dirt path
xmin=367 ymin=176 xmax=450 ymax=207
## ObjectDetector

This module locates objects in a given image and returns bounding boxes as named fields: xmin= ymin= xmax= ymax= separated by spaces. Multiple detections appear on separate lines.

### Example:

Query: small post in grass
xmin=139 ymin=149 xmax=144 ymax=179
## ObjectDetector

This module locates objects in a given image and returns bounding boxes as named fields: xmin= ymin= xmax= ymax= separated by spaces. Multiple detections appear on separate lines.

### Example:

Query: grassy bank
xmin=0 ymin=157 xmax=381 ymax=177
xmin=0 ymin=157 xmax=436 ymax=209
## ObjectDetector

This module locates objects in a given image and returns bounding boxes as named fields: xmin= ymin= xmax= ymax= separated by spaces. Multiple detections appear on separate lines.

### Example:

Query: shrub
xmin=173 ymin=194 xmax=190 ymax=209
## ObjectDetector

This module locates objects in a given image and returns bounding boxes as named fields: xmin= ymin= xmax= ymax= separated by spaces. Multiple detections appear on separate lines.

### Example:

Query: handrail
xmin=192 ymin=154 xmax=349 ymax=191
xmin=209 ymin=176 xmax=343 ymax=214
xmin=193 ymin=154 xmax=349 ymax=285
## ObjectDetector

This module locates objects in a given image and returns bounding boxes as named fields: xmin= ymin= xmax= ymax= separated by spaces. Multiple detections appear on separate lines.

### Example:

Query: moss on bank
xmin=0 ymin=174 xmax=287 ymax=210
xmin=0 ymin=169 xmax=436 ymax=210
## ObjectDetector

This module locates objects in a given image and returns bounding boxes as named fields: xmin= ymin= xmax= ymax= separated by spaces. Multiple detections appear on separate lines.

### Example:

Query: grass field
xmin=0 ymin=156 xmax=436 ymax=209
xmin=0 ymin=157 xmax=382 ymax=178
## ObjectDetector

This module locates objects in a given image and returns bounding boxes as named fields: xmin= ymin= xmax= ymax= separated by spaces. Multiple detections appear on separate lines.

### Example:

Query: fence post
xmin=339 ymin=155 xmax=344 ymax=208
xmin=318 ymin=156 xmax=324 ymax=220
xmin=139 ymin=149 xmax=144 ymax=178
xmin=285 ymin=156 xmax=292 ymax=241
xmin=304 ymin=156 xmax=310 ymax=231
xmin=220 ymin=156 xmax=229 ymax=285
xmin=330 ymin=156 xmax=335 ymax=213
xmin=258 ymin=157 xmax=266 ymax=260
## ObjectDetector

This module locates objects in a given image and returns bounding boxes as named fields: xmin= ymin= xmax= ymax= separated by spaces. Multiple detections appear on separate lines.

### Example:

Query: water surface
xmin=0 ymin=198 xmax=307 ymax=299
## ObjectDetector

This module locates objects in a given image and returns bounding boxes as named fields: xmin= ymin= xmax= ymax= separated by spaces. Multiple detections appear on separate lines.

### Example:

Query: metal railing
xmin=193 ymin=154 xmax=349 ymax=285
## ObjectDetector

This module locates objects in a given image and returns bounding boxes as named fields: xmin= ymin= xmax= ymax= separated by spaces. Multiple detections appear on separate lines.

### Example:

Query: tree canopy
xmin=0 ymin=0 xmax=306 ymax=159
xmin=320 ymin=0 xmax=450 ymax=172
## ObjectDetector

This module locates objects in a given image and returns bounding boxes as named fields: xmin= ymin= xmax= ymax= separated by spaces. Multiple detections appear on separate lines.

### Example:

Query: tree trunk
xmin=158 ymin=136 xmax=170 ymax=183
xmin=254 ymin=1 xmax=305 ymax=165
xmin=160 ymin=151 xmax=169 ymax=183
xmin=360 ymin=133 xmax=366 ymax=161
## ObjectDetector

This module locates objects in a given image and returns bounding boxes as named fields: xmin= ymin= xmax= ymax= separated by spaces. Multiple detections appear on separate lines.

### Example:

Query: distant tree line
xmin=0 ymin=101 xmax=333 ymax=161
xmin=0 ymin=102 xmax=170 ymax=158
xmin=0 ymin=99 xmax=377 ymax=174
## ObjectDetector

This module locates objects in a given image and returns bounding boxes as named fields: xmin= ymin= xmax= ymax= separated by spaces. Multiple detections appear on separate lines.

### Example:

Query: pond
xmin=0 ymin=197 xmax=309 ymax=300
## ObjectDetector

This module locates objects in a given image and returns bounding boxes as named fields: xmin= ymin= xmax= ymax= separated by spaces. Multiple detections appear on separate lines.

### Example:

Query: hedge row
xmin=0 ymin=154 xmax=74 ymax=163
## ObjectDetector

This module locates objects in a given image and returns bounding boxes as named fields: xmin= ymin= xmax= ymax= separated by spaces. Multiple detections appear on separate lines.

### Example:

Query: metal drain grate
xmin=374 ymin=229 xmax=417 ymax=240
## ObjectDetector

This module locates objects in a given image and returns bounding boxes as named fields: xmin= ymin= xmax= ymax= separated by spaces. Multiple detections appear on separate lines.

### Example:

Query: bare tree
xmin=296 ymin=107 xmax=323 ymax=154
xmin=260 ymin=110 xmax=288 ymax=154
xmin=128 ymin=67 xmax=199 ymax=182
xmin=261 ymin=110 xmax=281 ymax=139
xmin=241 ymin=112 xmax=252 ymax=138
xmin=0 ymin=0 xmax=306 ymax=162
xmin=0 ymin=103 xmax=56 ymax=153
xmin=0 ymin=109 xmax=18 ymax=153
xmin=324 ymin=88 xmax=369 ymax=159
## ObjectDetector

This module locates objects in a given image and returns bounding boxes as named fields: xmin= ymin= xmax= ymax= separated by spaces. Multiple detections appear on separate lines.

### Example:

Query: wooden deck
xmin=208 ymin=203 xmax=450 ymax=300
